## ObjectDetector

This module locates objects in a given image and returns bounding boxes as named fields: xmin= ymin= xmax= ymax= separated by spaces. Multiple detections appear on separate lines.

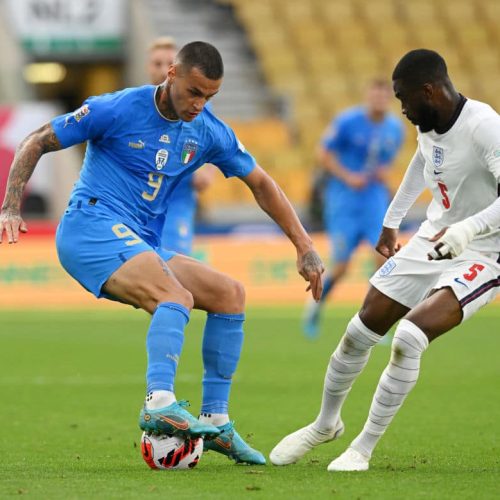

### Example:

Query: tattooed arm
xmin=0 ymin=123 xmax=62 ymax=243
xmin=242 ymin=164 xmax=324 ymax=301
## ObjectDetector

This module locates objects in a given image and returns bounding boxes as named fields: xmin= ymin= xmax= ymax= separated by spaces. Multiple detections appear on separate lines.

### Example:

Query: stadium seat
xmin=440 ymin=0 xmax=480 ymax=24
xmin=317 ymin=0 xmax=357 ymax=26
xmin=361 ymin=0 xmax=398 ymax=24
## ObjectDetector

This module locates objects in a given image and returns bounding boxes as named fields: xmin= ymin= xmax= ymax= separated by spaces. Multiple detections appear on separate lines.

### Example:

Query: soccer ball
xmin=140 ymin=432 xmax=203 ymax=470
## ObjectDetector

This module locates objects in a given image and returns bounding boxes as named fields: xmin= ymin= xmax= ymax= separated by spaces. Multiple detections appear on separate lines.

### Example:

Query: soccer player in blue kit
xmin=304 ymin=79 xmax=404 ymax=337
xmin=0 ymin=42 xmax=324 ymax=465
xmin=147 ymin=36 xmax=216 ymax=255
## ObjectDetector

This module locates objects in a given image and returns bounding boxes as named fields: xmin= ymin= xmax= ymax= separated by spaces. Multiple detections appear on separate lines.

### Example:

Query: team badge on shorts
xmin=379 ymin=258 xmax=396 ymax=277
xmin=432 ymin=146 xmax=444 ymax=167
xmin=155 ymin=149 xmax=169 ymax=170
xmin=181 ymin=139 xmax=198 ymax=165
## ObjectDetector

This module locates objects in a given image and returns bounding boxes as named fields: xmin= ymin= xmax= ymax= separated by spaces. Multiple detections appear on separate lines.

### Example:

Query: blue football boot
xmin=302 ymin=300 xmax=321 ymax=339
xmin=204 ymin=421 xmax=266 ymax=465
xmin=139 ymin=400 xmax=220 ymax=439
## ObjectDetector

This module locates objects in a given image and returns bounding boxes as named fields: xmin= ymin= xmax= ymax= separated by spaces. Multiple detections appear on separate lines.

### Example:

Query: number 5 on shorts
xmin=112 ymin=224 xmax=142 ymax=246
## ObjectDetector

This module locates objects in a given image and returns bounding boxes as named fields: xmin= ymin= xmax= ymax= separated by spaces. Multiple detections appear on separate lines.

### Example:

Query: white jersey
xmin=385 ymin=98 xmax=500 ymax=253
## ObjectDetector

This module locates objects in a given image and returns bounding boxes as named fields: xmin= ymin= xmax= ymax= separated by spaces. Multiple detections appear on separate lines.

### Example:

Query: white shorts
xmin=370 ymin=235 xmax=500 ymax=321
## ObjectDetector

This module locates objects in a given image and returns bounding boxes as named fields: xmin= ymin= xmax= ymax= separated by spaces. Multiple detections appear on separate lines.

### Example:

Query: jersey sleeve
xmin=472 ymin=115 xmax=500 ymax=182
xmin=50 ymin=94 xmax=117 ymax=148
xmin=380 ymin=120 xmax=405 ymax=165
xmin=321 ymin=114 xmax=349 ymax=153
xmin=207 ymin=120 xmax=256 ymax=178
xmin=383 ymin=146 xmax=426 ymax=228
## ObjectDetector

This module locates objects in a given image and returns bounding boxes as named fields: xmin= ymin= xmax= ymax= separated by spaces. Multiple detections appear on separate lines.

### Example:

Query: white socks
xmin=314 ymin=314 xmax=382 ymax=432
xmin=145 ymin=390 xmax=176 ymax=410
xmin=199 ymin=413 xmax=230 ymax=426
xmin=351 ymin=319 xmax=429 ymax=458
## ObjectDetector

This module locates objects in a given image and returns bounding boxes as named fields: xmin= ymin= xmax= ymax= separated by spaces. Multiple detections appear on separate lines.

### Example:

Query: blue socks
xmin=146 ymin=302 xmax=190 ymax=393
xmin=145 ymin=305 xmax=244 ymax=416
xmin=201 ymin=313 xmax=245 ymax=415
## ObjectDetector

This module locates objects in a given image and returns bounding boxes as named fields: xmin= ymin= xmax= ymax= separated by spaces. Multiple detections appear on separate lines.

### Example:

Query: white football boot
xmin=270 ymin=420 xmax=344 ymax=466
xmin=327 ymin=447 xmax=369 ymax=472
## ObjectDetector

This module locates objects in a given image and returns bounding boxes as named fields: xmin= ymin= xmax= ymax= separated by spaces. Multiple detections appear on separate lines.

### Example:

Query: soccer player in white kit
xmin=270 ymin=49 xmax=500 ymax=471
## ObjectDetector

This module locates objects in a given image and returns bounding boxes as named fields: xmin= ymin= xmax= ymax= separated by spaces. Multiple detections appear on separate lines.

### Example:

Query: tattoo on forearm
xmin=302 ymin=251 xmax=323 ymax=274
xmin=1 ymin=123 xmax=61 ymax=213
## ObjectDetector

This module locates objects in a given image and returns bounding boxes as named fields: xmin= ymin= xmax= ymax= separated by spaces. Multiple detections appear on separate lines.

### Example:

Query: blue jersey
xmin=51 ymin=85 xmax=256 ymax=248
xmin=322 ymin=106 xmax=404 ymax=203
xmin=160 ymin=173 xmax=197 ymax=254
xmin=321 ymin=107 xmax=404 ymax=262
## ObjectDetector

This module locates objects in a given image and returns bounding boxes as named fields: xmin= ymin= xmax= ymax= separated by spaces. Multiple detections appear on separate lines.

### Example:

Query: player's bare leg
xmin=271 ymin=287 xmax=408 ymax=465
xmin=102 ymin=251 xmax=220 ymax=439
xmin=167 ymin=254 xmax=266 ymax=465
xmin=329 ymin=287 xmax=462 ymax=471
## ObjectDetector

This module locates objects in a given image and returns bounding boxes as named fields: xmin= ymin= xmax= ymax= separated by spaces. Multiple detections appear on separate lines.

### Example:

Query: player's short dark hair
xmin=392 ymin=49 xmax=448 ymax=86
xmin=176 ymin=41 xmax=224 ymax=80
xmin=368 ymin=77 xmax=391 ymax=90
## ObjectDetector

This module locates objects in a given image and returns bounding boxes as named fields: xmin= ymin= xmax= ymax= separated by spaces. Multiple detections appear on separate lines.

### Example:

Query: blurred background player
xmin=303 ymin=79 xmax=404 ymax=337
xmin=147 ymin=36 xmax=216 ymax=255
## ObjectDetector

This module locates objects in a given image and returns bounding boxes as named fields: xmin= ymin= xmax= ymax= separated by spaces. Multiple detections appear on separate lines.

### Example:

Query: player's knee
xmin=161 ymin=287 xmax=194 ymax=311
xmin=391 ymin=321 xmax=427 ymax=360
xmin=224 ymin=278 xmax=246 ymax=311
xmin=134 ymin=282 xmax=194 ymax=314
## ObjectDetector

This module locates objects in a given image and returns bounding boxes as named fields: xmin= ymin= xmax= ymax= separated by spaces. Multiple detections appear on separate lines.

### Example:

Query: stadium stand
xmin=215 ymin=0 xmax=500 ymax=204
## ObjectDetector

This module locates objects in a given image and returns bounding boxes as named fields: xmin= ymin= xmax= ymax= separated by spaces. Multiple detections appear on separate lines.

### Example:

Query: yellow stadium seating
xmin=214 ymin=0 xmax=499 ymax=207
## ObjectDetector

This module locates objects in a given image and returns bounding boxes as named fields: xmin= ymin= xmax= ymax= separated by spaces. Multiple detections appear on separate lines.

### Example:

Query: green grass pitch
xmin=0 ymin=306 xmax=498 ymax=499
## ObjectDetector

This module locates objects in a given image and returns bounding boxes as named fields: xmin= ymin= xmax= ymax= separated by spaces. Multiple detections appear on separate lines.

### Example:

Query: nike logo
xmin=159 ymin=415 xmax=190 ymax=430
xmin=454 ymin=277 xmax=468 ymax=288
xmin=433 ymin=170 xmax=443 ymax=175
xmin=214 ymin=437 xmax=232 ymax=450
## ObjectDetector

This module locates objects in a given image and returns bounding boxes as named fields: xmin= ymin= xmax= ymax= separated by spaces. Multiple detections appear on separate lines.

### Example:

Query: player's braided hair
xmin=176 ymin=41 xmax=224 ymax=80
xmin=392 ymin=49 xmax=448 ymax=86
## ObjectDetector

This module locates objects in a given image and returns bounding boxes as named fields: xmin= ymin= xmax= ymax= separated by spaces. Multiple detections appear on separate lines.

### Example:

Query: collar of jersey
xmin=153 ymin=85 xmax=182 ymax=123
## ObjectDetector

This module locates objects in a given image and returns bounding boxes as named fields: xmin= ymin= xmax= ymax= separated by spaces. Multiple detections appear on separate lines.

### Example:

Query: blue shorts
xmin=56 ymin=199 xmax=176 ymax=299
xmin=324 ymin=197 xmax=387 ymax=263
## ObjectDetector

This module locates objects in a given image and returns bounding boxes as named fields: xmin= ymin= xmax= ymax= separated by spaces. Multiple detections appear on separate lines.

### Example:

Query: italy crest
xmin=181 ymin=139 xmax=198 ymax=165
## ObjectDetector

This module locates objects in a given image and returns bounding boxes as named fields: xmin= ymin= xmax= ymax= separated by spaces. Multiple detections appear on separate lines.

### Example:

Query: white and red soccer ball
xmin=141 ymin=432 xmax=203 ymax=470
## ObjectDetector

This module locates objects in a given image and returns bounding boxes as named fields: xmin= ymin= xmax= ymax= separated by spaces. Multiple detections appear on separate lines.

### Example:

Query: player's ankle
xmin=199 ymin=412 xmax=230 ymax=426
xmin=350 ymin=433 xmax=377 ymax=459
xmin=145 ymin=390 xmax=176 ymax=410
xmin=313 ymin=416 xmax=341 ymax=435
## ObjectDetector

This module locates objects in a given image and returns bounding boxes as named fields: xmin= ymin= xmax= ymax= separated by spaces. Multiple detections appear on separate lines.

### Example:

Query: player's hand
xmin=0 ymin=210 xmax=28 ymax=244
xmin=427 ymin=220 xmax=476 ymax=260
xmin=373 ymin=167 xmax=390 ymax=185
xmin=192 ymin=165 xmax=215 ymax=192
xmin=344 ymin=172 xmax=368 ymax=190
xmin=297 ymin=249 xmax=325 ymax=302
xmin=375 ymin=226 xmax=401 ymax=258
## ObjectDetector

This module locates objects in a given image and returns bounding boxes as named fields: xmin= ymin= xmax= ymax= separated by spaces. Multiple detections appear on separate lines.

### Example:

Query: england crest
xmin=432 ymin=146 xmax=444 ymax=167
xmin=378 ymin=258 xmax=396 ymax=277
xmin=155 ymin=149 xmax=169 ymax=170
xmin=181 ymin=139 xmax=198 ymax=165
